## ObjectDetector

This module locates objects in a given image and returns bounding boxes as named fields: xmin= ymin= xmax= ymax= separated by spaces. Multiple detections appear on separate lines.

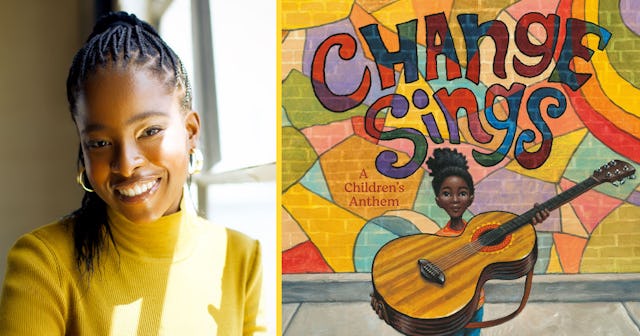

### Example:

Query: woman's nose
xmin=111 ymin=142 xmax=144 ymax=176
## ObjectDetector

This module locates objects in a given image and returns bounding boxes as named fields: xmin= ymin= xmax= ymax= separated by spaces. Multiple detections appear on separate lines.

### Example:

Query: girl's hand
xmin=532 ymin=203 xmax=550 ymax=225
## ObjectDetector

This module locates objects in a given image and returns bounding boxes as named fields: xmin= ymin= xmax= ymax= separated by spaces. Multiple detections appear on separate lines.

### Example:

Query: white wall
xmin=0 ymin=1 xmax=90 ymax=283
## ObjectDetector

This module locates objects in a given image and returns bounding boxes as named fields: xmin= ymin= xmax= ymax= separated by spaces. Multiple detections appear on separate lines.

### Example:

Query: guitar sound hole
xmin=479 ymin=229 xmax=505 ymax=246
xmin=474 ymin=227 xmax=513 ymax=253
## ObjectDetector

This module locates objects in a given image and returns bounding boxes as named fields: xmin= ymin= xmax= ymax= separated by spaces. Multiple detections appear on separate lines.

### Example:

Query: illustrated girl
xmin=426 ymin=148 xmax=548 ymax=335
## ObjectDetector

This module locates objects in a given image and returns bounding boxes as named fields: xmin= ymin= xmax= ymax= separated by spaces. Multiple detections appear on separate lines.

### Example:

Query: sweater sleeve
xmin=243 ymin=240 xmax=267 ymax=336
xmin=0 ymin=232 xmax=68 ymax=335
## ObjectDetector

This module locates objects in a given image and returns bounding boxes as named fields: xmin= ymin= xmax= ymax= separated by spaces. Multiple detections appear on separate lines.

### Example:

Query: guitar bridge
xmin=418 ymin=259 xmax=445 ymax=285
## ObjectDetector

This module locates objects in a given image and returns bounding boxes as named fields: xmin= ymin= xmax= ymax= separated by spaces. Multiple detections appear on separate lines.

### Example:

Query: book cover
xmin=281 ymin=0 xmax=640 ymax=334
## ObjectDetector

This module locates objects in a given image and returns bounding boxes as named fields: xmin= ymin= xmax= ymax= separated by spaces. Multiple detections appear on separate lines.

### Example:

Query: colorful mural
xmin=281 ymin=0 xmax=640 ymax=275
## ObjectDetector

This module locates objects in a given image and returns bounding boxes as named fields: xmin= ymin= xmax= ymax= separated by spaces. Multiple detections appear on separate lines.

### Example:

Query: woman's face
xmin=75 ymin=65 xmax=200 ymax=223
xmin=436 ymin=175 xmax=473 ymax=219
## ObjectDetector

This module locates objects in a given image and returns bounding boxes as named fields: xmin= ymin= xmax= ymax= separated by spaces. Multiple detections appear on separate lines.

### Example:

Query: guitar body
xmin=371 ymin=211 xmax=538 ymax=336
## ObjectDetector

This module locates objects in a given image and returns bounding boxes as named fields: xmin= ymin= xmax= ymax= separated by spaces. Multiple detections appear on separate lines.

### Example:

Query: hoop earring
xmin=188 ymin=148 xmax=204 ymax=175
xmin=76 ymin=167 xmax=94 ymax=193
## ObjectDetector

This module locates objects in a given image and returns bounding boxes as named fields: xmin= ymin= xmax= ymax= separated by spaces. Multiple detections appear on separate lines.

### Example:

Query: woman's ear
xmin=185 ymin=110 xmax=201 ymax=149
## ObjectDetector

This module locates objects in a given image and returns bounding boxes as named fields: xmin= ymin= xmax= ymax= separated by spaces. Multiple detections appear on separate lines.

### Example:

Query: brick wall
xmin=281 ymin=0 xmax=640 ymax=275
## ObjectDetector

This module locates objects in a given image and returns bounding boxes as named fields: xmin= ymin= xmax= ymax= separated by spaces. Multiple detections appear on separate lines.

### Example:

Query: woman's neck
xmin=448 ymin=217 xmax=465 ymax=231
xmin=105 ymin=191 xmax=199 ymax=260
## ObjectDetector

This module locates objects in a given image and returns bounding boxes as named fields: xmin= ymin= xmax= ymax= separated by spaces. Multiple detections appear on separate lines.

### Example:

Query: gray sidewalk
xmin=282 ymin=273 xmax=640 ymax=335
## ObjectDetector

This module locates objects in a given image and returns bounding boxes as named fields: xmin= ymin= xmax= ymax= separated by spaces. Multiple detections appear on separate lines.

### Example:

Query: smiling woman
xmin=76 ymin=65 xmax=197 ymax=224
xmin=0 ymin=12 xmax=266 ymax=335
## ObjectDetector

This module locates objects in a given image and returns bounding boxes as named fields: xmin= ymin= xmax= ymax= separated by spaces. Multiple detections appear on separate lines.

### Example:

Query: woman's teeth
xmin=118 ymin=180 xmax=156 ymax=197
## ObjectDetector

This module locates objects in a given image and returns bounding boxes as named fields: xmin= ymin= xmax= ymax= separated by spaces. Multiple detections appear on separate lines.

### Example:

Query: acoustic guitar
xmin=370 ymin=160 xmax=635 ymax=335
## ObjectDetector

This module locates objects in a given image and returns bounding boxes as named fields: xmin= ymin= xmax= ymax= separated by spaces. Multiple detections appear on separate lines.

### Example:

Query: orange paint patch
xmin=553 ymin=233 xmax=587 ymax=273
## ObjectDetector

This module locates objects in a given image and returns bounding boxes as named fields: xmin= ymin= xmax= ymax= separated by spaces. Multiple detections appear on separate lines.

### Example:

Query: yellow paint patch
xmin=546 ymin=243 xmax=563 ymax=273
xmin=282 ymin=0 xmax=354 ymax=30
xmin=282 ymin=183 xmax=367 ymax=272
xmin=581 ymin=203 xmax=640 ymax=273
xmin=320 ymin=136 xmax=424 ymax=219
xmin=505 ymin=128 xmax=587 ymax=183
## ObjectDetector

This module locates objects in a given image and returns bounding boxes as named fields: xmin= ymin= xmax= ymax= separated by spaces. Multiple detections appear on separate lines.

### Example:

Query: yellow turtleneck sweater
xmin=0 ymin=198 xmax=265 ymax=335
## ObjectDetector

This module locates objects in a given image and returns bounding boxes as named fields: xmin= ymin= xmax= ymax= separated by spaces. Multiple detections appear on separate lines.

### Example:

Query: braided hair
xmin=66 ymin=11 xmax=192 ymax=275
xmin=425 ymin=148 xmax=475 ymax=195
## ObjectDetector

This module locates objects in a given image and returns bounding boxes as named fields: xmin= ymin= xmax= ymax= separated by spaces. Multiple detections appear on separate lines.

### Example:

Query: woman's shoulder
xmin=32 ymin=216 xmax=73 ymax=236
xmin=9 ymin=218 xmax=76 ymax=267
xmin=22 ymin=217 xmax=74 ymax=245
xmin=3 ymin=218 xmax=79 ymax=294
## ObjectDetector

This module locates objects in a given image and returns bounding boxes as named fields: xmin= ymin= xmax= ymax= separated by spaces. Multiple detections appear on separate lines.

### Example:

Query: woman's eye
xmin=142 ymin=127 xmax=163 ymax=137
xmin=87 ymin=140 xmax=110 ymax=149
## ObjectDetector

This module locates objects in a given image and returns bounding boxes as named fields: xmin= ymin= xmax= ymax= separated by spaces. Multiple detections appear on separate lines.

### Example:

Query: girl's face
xmin=75 ymin=65 xmax=200 ymax=223
xmin=436 ymin=175 xmax=473 ymax=219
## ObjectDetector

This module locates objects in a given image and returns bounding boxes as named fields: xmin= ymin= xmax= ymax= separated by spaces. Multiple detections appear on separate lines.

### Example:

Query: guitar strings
xmin=432 ymin=240 xmax=484 ymax=270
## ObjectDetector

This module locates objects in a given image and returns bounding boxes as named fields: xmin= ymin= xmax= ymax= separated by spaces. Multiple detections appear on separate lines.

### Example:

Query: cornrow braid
xmin=65 ymin=11 xmax=192 ymax=275
xmin=426 ymin=148 xmax=475 ymax=196
xmin=67 ymin=11 xmax=192 ymax=117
